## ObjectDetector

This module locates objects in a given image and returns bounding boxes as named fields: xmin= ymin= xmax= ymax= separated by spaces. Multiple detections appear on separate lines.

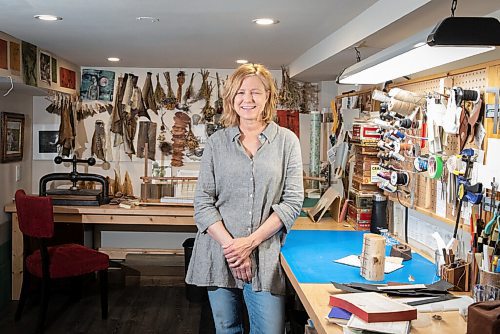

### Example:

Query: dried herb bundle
xmin=176 ymin=71 xmax=186 ymax=103
xmin=162 ymin=72 xmax=177 ymax=110
xmin=278 ymin=66 xmax=301 ymax=111
xmin=154 ymin=73 xmax=166 ymax=106
xmin=183 ymin=73 xmax=195 ymax=104
xmin=195 ymin=69 xmax=211 ymax=102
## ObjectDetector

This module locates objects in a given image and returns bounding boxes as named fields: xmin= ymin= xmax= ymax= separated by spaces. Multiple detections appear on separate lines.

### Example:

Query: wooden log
xmin=360 ymin=233 xmax=386 ymax=281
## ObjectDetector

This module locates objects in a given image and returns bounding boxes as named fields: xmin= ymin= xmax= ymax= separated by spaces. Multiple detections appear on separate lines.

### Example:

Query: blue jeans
xmin=207 ymin=284 xmax=285 ymax=334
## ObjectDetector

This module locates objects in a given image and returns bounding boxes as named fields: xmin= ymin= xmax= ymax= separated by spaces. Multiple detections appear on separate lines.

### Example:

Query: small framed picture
xmin=0 ymin=112 xmax=25 ymax=163
xmin=33 ymin=124 xmax=59 ymax=160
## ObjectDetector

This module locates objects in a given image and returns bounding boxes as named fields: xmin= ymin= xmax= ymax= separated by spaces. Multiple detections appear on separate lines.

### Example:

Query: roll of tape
xmin=428 ymin=155 xmax=443 ymax=179
xmin=414 ymin=156 xmax=428 ymax=172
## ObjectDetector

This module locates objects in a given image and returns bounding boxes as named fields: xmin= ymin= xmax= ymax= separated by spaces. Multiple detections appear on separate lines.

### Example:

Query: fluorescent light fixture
xmin=34 ymin=14 xmax=62 ymax=21
xmin=252 ymin=18 xmax=279 ymax=25
xmin=107 ymin=57 xmax=120 ymax=62
xmin=236 ymin=59 xmax=248 ymax=64
xmin=338 ymin=17 xmax=500 ymax=85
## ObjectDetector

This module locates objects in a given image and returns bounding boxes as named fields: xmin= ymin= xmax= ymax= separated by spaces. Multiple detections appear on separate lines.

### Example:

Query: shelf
xmin=0 ymin=76 xmax=47 ymax=97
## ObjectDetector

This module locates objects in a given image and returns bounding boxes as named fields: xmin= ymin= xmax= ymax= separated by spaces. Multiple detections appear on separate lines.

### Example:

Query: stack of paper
xmin=347 ymin=315 xmax=410 ymax=334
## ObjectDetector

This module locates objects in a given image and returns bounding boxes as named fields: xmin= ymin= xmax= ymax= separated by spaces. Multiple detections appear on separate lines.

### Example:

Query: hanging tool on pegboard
xmin=485 ymin=87 xmax=500 ymax=134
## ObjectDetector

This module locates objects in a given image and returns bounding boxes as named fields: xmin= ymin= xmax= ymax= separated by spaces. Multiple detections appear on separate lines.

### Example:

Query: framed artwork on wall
xmin=0 ymin=112 xmax=25 ymax=163
xmin=33 ymin=124 xmax=59 ymax=160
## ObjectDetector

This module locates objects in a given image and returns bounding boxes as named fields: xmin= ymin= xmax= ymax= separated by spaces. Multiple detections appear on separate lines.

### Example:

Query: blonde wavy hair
xmin=220 ymin=63 xmax=277 ymax=127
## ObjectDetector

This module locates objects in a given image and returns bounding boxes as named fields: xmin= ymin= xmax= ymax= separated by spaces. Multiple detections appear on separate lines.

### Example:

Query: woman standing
xmin=186 ymin=63 xmax=304 ymax=334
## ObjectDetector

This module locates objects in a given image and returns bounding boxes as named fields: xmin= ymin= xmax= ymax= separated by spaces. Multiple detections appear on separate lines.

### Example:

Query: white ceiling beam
xmin=288 ymin=0 xmax=431 ymax=78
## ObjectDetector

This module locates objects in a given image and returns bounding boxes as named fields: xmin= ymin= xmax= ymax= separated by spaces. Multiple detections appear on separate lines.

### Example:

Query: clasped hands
xmin=223 ymin=236 xmax=257 ymax=283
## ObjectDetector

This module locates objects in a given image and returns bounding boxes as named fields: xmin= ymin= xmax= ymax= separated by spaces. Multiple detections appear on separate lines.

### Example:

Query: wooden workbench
xmin=280 ymin=220 xmax=468 ymax=334
xmin=5 ymin=202 xmax=196 ymax=299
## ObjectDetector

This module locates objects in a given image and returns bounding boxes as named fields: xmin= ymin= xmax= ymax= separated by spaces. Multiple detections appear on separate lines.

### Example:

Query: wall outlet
xmin=15 ymin=165 xmax=21 ymax=182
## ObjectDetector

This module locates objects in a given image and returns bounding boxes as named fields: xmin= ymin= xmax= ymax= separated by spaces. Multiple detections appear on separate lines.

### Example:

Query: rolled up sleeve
xmin=271 ymin=134 xmax=304 ymax=232
xmin=194 ymin=140 xmax=222 ymax=232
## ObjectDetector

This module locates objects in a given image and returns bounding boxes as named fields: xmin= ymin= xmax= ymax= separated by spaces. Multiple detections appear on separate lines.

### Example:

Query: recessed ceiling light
xmin=107 ymin=57 xmax=120 ymax=62
xmin=236 ymin=59 xmax=249 ymax=64
xmin=252 ymin=18 xmax=279 ymax=25
xmin=136 ymin=16 xmax=160 ymax=22
xmin=34 ymin=14 xmax=62 ymax=21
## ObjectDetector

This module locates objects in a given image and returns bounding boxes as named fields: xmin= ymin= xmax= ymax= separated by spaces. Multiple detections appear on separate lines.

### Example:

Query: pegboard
xmin=396 ymin=78 xmax=442 ymax=96
xmin=385 ymin=66 xmax=491 ymax=227
xmin=452 ymin=69 xmax=487 ymax=91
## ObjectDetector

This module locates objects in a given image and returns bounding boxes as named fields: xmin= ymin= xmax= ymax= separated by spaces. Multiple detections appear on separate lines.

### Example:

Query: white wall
xmin=0 ymin=93 xmax=34 ymax=226
xmin=32 ymin=67 xmax=282 ymax=194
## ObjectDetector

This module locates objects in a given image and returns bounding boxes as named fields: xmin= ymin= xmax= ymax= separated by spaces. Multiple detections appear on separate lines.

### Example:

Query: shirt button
xmin=250 ymin=194 xmax=253 ymax=198
xmin=250 ymin=177 xmax=253 ymax=181
xmin=248 ymin=211 xmax=251 ymax=215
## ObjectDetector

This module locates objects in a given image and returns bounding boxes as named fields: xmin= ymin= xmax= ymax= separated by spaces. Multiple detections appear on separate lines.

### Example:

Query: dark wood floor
xmin=0 ymin=279 xmax=215 ymax=334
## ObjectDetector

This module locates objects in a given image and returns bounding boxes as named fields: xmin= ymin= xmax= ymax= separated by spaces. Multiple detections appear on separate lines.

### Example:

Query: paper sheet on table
xmin=347 ymin=315 xmax=410 ymax=334
xmin=334 ymin=255 xmax=404 ymax=273
xmin=398 ymin=295 xmax=473 ymax=313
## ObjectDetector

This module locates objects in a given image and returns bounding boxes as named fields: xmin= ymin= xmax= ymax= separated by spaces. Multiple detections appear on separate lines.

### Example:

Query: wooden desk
xmin=281 ymin=225 xmax=468 ymax=334
xmin=4 ymin=203 xmax=196 ymax=300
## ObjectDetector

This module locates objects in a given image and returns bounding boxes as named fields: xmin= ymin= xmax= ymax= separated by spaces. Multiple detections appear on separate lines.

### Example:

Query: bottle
xmin=370 ymin=194 xmax=388 ymax=234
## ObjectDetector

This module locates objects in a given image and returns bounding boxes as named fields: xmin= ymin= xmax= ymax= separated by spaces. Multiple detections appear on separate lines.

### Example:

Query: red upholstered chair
xmin=14 ymin=189 xmax=109 ymax=333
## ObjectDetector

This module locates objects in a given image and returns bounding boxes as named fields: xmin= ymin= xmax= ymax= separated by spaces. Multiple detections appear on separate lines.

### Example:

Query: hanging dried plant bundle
xmin=214 ymin=72 xmax=223 ymax=114
xmin=154 ymin=73 xmax=167 ymax=106
xmin=176 ymin=71 xmax=186 ymax=104
xmin=162 ymin=72 xmax=177 ymax=110
xmin=278 ymin=66 xmax=302 ymax=111
xmin=183 ymin=73 xmax=195 ymax=104
xmin=194 ymin=69 xmax=211 ymax=102
xmin=185 ymin=125 xmax=199 ymax=152
xmin=170 ymin=111 xmax=190 ymax=167
xmin=157 ymin=111 xmax=171 ymax=156
xmin=142 ymin=71 xmax=157 ymax=114
xmin=159 ymin=141 xmax=172 ymax=156
xmin=201 ymin=82 xmax=215 ymax=122
xmin=300 ymin=82 xmax=320 ymax=113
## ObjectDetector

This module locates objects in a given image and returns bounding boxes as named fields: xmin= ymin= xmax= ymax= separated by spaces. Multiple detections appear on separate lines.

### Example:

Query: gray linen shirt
xmin=185 ymin=121 xmax=304 ymax=295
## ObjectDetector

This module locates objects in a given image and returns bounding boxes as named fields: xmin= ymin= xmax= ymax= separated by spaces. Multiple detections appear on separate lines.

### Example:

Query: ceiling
xmin=0 ymin=0 xmax=499 ymax=83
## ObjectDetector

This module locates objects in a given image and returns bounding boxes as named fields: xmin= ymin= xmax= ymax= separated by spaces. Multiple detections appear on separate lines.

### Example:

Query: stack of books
xmin=327 ymin=292 xmax=416 ymax=334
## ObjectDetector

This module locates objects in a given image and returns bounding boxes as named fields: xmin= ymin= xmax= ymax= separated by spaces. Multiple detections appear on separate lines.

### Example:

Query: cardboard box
xmin=348 ymin=203 xmax=372 ymax=221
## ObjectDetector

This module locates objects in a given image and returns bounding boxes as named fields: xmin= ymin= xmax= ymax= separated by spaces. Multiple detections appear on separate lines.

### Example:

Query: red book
xmin=329 ymin=292 xmax=417 ymax=323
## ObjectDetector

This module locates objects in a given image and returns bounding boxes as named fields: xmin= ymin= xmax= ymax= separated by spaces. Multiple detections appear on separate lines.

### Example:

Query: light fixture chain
xmin=451 ymin=0 xmax=457 ymax=17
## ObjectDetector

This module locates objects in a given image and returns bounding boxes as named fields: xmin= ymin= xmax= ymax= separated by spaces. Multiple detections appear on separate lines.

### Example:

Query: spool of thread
xmin=399 ymin=142 xmax=412 ymax=151
xmin=388 ymin=98 xmax=418 ymax=116
xmin=390 ymin=244 xmax=412 ymax=261
xmin=377 ymin=171 xmax=392 ymax=180
xmin=414 ymin=156 xmax=428 ymax=172
xmin=428 ymin=155 xmax=444 ymax=179
xmin=372 ymin=89 xmax=391 ymax=103
xmin=378 ymin=180 xmax=397 ymax=193
xmin=360 ymin=233 xmax=386 ymax=281
xmin=388 ymin=88 xmax=426 ymax=106
xmin=390 ymin=171 xmax=409 ymax=186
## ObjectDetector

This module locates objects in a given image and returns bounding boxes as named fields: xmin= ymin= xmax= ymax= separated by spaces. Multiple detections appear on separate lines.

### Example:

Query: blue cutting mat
xmin=282 ymin=230 xmax=437 ymax=284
